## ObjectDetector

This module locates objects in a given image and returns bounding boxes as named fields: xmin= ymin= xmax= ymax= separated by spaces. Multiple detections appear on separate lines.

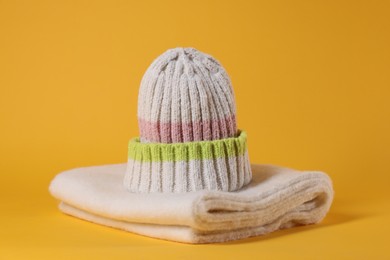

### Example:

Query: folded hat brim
xmin=49 ymin=163 xmax=334 ymax=243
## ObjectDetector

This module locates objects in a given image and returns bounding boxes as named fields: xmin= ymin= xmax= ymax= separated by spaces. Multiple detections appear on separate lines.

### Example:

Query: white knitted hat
xmin=124 ymin=47 xmax=252 ymax=193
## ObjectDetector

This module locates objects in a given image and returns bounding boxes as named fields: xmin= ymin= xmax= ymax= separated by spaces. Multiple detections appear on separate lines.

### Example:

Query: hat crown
xmin=137 ymin=47 xmax=237 ymax=143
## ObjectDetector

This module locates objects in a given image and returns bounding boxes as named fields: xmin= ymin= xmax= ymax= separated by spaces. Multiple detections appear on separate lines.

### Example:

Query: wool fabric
xmin=124 ymin=48 xmax=252 ymax=193
xmin=49 ymin=163 xmax=334 ymax=244
xmin=137 ymin=47 xmax=237 ymax=143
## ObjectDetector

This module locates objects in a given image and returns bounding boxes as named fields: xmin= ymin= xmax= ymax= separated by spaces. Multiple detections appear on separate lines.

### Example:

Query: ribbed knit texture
xmin=124 ymin=131 xmax=251 ymax=193
xmin=137 ymin=47 xmax=237 ymax=143
xmin=124 ymin=47 xmax=252 ymax=193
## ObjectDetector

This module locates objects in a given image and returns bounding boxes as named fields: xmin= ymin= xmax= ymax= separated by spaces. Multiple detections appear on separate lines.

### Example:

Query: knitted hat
xmin=124 ymin=47 xmax=252 ymax=193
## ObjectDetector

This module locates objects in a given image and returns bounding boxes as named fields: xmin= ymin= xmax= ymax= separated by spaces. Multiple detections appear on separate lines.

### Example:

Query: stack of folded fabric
xmin=49 ymin=47 xmax=334 ymax=244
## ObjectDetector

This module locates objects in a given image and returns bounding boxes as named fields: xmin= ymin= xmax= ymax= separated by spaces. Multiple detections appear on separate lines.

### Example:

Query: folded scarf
xmin=49 ymin=163 xmax=334 ymax=244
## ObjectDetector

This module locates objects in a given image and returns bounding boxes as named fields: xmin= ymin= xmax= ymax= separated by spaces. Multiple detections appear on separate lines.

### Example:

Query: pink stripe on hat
xmin=138 ymin=115 xmax=237 ymax=143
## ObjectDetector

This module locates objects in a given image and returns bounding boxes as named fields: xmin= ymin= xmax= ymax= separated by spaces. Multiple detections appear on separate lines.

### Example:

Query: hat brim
xmin=49 ymin=163 xmax=334 ymax=244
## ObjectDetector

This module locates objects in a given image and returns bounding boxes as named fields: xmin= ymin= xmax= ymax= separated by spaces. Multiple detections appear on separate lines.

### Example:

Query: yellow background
xmin=1 ymin=0 xmax=389 ymax=259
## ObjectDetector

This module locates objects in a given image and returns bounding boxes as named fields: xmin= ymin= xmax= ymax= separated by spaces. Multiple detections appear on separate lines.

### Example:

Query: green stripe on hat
xmin=128 ymin=130 xmax=248 ymax=162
